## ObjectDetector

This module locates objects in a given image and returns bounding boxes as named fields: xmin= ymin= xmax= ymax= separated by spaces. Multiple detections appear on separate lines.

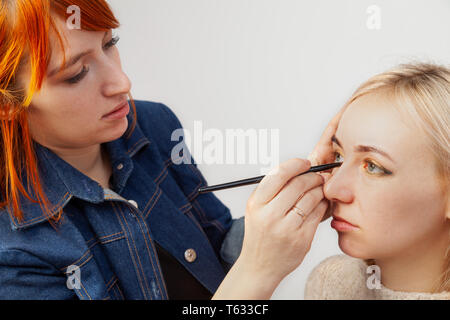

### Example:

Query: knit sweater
xmin=304 ymin=254 xmax=450 ymax=300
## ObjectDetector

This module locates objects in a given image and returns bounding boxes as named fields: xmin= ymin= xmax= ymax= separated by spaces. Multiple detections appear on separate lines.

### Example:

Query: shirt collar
xmin=7 ymin=111 xmax=150 ymax=230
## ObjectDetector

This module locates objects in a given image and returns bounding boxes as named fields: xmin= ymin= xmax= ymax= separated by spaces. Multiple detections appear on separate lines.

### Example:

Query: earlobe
xmin=445 ymin=196 xmax=450 ymax=220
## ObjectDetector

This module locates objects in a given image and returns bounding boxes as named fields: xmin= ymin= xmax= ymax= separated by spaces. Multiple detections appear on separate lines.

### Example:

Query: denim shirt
xmin=0 ymin=100 xmax=244 ymax=300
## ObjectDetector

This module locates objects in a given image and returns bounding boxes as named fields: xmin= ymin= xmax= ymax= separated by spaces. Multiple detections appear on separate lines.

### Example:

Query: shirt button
xmin=128 ymin=200 xmax=138 ymax=209
xmin=117 ymin=163 xmax=124 ymax=170
xmin=184 ymin=249 xmax=197 ymax=263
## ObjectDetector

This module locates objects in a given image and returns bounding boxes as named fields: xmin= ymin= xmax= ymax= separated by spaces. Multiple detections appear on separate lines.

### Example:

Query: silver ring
xmin=292 ymin=206 xmax=306 ymax=219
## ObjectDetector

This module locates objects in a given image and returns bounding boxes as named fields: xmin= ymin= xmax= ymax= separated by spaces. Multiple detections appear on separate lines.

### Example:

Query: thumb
xmin=318 ymin=172 xmax=332 ymax=222
xmin=318 ymin=172 xmax=332 ymax=183
xmin=307 ymin=151 xmax=319 ymax=166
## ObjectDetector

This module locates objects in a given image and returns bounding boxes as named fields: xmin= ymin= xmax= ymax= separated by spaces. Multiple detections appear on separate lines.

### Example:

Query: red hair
xmin=0 ymin=0 xmax=137 ymax=223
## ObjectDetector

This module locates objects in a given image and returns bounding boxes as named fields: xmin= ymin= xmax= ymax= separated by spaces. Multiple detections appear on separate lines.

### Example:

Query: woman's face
xmin=18 ymin=15 xmax=132 ymax=150
xmin=324 ymin=91 xmax=449 ymax=260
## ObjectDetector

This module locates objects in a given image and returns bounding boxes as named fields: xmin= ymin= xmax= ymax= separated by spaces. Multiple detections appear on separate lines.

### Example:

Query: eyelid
xmin=104 ymin=35 xmax=120 ymax=48
xmin=333 ymin=148 xmax=343 ymax=157
xmin=66 ymin=65 xmax=88 ymax=83
xmin=364 ymin=157 xmax=387 ymax=169
xmin=65 ymin=35 xmax=119 ymax=84
xmin=364 ymin=159 xmax=392 ymax=175
xmin=333 ymin=149 xmax=392 ymax=175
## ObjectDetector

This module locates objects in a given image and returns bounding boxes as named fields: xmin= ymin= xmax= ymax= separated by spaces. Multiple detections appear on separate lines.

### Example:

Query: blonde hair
xmin=344 ymin=62 xmax=450 ymax=293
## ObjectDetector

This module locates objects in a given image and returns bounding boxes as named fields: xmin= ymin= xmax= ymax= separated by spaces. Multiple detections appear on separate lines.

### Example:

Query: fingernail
xmin=307 ymin=151 xmax=318 ymax=166
xmin=319 ymin=173 xmax=325 ymax=183
xmin=322 ymin=173 xmax=331 ymax=183
xmin=305 ymin=159 xmax=311 ymax=167
xmin=267 ymin=165 xmax=280 ymax=176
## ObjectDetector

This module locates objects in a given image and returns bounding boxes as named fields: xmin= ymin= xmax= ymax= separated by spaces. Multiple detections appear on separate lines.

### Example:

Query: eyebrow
xmin=331 ymin=135 xmax=395 ymax=163
xmin=47 ymin=31 xmax=108 ymax=78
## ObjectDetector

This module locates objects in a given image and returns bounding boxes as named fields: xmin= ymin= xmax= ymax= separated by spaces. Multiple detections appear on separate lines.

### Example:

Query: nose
xmin=323 ymin=164 xmax=354 ymax=204
xmin=101 ymin=55 xmax=132 ymax=97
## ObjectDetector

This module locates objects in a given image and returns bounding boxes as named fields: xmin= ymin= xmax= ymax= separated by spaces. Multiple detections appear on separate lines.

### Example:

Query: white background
xmin=108 ymin=0 xmax=450 ymax=299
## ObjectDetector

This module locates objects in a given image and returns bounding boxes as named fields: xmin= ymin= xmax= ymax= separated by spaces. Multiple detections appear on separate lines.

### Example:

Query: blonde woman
xmin=305 ymin=63 xmax=450 ymax=299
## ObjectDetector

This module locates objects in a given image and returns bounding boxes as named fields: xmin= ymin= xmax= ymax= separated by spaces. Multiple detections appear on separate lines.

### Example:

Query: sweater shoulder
xmin=304 ymin=254 xmax=370 ymax=300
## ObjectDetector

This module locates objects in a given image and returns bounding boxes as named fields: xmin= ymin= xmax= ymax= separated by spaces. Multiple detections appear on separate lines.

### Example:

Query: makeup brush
xmin=198 ymin=162 xmax=342 ymax=194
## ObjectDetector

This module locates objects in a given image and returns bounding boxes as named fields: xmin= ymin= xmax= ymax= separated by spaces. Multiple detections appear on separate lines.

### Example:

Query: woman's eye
xmin=66 ymin=65 xmax=89 ymax=84
xmin=363 ymin=160 xmax=392 ymax=175
xmin=104 ymin=35 xmax=120 ymax=50
xmin=334 ymin=151 xmax=344 ymax=163
xmin=64 ymin=35 xmax=119 ymax=85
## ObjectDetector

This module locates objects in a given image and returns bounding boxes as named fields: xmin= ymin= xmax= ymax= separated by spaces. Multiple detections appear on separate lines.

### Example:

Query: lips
xmin=104 ymin=100 xmax=128 ymax=117
xmin=333 ymin=215 xmax=354 ymax=225
xmin=330 ymin=213 xmax=359 ymax=232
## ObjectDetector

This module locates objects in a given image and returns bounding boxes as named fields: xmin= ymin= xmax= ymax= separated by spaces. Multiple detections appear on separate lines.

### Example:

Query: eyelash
xmin=65 ymin=35 xmax=120 ymax=84
xmin=333 ymin=151 xmax=392 ymax=176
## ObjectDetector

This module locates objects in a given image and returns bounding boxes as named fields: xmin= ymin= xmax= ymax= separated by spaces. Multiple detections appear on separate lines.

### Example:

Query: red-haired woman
xmin=0 ymin=0 xmax=331 ymax=299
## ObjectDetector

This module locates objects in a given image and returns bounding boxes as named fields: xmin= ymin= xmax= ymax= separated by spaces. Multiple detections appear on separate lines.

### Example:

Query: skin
xmin=17 ymin=12 xmax=448 ymax=295
xmin=213 ymin=159 xmax=329 ymax=299
xmin=324 ymin=91 xmax=450 ymax=293
xmin=18 ymin=14 xmax=132 ymax=188
xmin=16 ymin=14 xmax=330 ymax=300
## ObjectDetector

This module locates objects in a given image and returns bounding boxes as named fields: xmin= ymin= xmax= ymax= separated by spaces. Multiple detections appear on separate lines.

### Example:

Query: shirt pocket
xmin=62 ymin=250 xmax=110 ymax=300
xmin=105 ymin=275 xmax=125 ymax=300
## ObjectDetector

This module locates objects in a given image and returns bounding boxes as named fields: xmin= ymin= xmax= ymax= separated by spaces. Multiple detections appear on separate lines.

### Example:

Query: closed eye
xmin=66 ymin=65 xmax=89 ymax=84
xmin=104 ymin=34 xmax=120 ymax=50
xmin=65 ymin=34 xmax=120 ymax=84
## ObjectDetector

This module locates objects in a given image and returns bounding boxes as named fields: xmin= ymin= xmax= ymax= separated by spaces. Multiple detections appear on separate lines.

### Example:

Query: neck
xmin=375 ymin=230 xmax=449 ymax=293
xmin=50 ymin=143 xmax=112 ymax=187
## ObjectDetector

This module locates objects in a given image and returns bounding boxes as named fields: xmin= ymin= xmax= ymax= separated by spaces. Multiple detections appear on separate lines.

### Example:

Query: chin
xmin=337 ymin=233 xmax=374 ymax=260
xmin=106 ymin=117 xmax=129 ymax=140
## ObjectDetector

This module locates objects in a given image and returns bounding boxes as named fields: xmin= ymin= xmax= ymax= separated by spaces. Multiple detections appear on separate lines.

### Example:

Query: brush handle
xmin=197 ymin=162 xmax=342 ymax=194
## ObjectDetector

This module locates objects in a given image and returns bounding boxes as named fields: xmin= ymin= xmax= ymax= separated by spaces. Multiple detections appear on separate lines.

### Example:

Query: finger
xmin=295 ymin=200 xmax=329 ymax=253
xmin=283 ymin=185 xmax=325 ymax=228
xmin=253 ymin=158 xmax=311 ymax=204
xmin=318 ymin=105 xmax=346 ymax=146
xmin=318 ymin=172 xmax=333 ymax=222
xmin=308 ymin=105 xmax=348 ymax=165
xmin=301 ymin=200 xmax=329 ymax=237
xmin=267 ymin=172 xmax=324 ymax=216
xmin=321 ymin=200 xmax=335 ymax=222
xmin=307 ymin=126 xmax=335 ymax=165
xmin=318 ymin=172 xmax=332 ymax=183
xmin=307 ymin=151 xmax=320 ymax=167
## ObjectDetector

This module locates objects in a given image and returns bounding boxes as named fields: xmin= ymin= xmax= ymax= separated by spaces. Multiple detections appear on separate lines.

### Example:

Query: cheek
xmin=357 ymin=178 xmax=446 ymax=257
xmin=56 ymin=95 xmax=102 ymax=125
xmin=43 ymin=103 xmax=103 ymax=142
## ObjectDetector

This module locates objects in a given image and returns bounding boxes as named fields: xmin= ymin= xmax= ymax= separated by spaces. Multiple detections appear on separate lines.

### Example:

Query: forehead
xmin=336 ymin=92 xmax=430 ymax=162
xmin=48 ymin=15 xmax=73 ymax=55
xmin=47 ymin=15 xmax=100 ymax=70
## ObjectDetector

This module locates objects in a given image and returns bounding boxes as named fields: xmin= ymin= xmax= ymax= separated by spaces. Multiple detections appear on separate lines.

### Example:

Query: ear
xmin=445 ymin=192 xmax=450 ymax=220
xmin=440 ymin=176 xmax=450 ymax=220
xmin=446 ymin=200 xmax=450 ymax=220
